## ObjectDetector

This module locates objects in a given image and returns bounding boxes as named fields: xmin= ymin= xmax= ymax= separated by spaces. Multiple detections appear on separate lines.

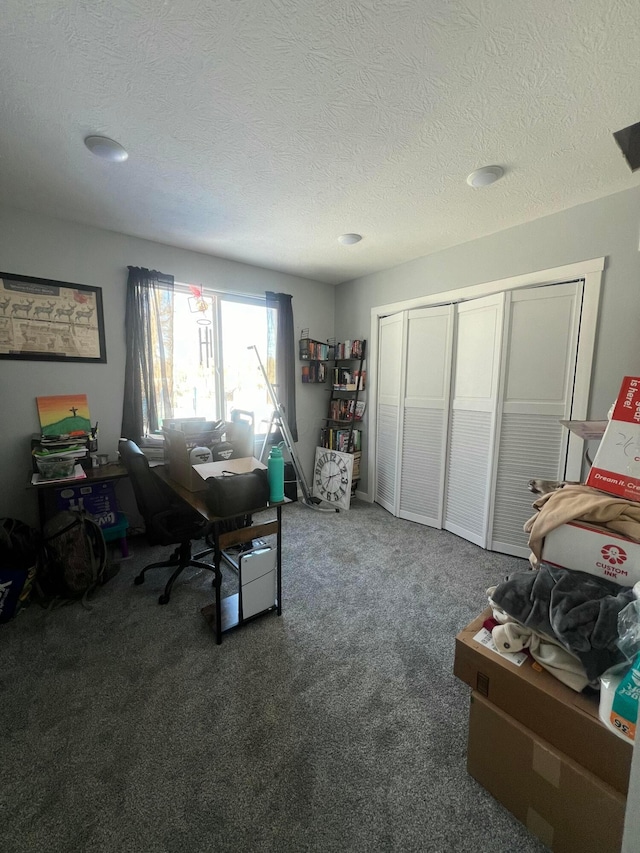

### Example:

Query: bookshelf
xmin=299 ymin=332 xmax=331 ymax=383
xmin=320 ymin=339 xmax=366 ymax=492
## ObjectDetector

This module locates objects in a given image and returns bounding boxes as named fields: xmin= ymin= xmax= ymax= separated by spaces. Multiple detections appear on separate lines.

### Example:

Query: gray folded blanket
xmin=491 ymin=565 xmax=636 ymax=681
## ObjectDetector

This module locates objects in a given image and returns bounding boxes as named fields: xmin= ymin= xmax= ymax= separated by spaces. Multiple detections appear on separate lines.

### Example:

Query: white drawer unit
xmin=239 ymin=546 xmax=277 ymax=619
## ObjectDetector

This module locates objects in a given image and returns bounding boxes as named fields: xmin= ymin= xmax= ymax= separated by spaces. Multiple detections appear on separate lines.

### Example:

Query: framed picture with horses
xmin=0 ymin=272 xmax=106 ymax=363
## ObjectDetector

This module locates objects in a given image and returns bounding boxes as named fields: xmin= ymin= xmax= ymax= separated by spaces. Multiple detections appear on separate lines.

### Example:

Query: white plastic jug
xmin=190 ymin=446 xmax=213 ymax=465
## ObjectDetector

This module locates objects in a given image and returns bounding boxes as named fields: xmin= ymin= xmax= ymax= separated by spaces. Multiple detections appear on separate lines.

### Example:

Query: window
xmin=170 ymin=285 xmax=276 ymax=436
xmin=122 ymin=267 xmax=296 ymax=448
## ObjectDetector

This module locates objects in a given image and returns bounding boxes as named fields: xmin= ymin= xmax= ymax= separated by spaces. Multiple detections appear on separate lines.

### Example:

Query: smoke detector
xmin=466 ymin=165 xmax=504 ymax=188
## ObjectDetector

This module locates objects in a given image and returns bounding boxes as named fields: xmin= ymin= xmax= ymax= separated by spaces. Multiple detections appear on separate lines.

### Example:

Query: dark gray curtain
xmin=266 ymin=291 xmax=298 ymax=442
xmin=121 ymin=267 xmax=175 ymax=443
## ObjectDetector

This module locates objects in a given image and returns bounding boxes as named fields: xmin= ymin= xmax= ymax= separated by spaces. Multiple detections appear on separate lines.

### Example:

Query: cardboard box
xmin=467 ymin=692 xmax=626 ymax=853
xmin=542 ymin=521 xmax=640 ymax=586
xmin=454 ymin=611 xmax=632 ymax=793
xmin=164 ymin=425 xmax=255 ymax=492
xmin=586 ymin=376 xmax=640 ymax=501
xmin=163 ymin=429 xmax=207 ymax=491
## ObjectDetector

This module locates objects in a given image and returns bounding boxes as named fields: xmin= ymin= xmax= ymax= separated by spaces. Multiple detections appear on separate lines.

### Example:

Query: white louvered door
xmin=443 ymin=294 xmax=505 ymax=548
xmin=488 ymin=282 xmax=582 ymax=557
xmin=372 ymin=281 xmax=587 ymax=556
xmin=398 ymin=305 xmax=454 ymax=526
xmin=375 ymin=313 xmax=404 ymax=513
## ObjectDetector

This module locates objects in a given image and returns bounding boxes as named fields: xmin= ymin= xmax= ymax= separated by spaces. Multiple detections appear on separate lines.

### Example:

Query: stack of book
xmin=331 ymin=368 xmax=366 ymax=390
xmin=319 ymin=427 xmax=361 ymax=452
xmin=334 ymin=339 xmax=364 ymax=359
xmin=302 ymin=362 xmax=327 ymax=383
xmin=299 ymin=338 xmax=331 ymax=361
xmin=328 ymin=400 xmax=366 ymax=421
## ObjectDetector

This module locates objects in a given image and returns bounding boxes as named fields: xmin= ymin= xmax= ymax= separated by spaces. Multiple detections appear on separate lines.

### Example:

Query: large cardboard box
xmin=541 ymin=521 xmax=640 ymax=586
xmin=467 ymin=692 xmax=626 ymax=853
xmin=164 ymin=425 xmax=255 ymax=492
xmin=454 ymin=611 xmax=632 ymax=793
xmin=163 ymin=428 xmax=207 ymax=491
xmin=586 ymin=376 xmax=640 ymax=501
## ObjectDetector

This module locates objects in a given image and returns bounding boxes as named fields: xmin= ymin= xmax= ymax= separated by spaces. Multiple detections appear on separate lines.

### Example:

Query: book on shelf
xmin=302 ymin=362 xmax=327 ymax=383
xmin=327 ymin=399 xmax=367 ymax=421
xmin=334 ymin=339 xmax=364 ymax=359
xmin=331 ymin=368 xmax=366 ymax=390
xmin=319 ymin=428 xmax=361 ymax=453
xmin=299 ymin=338 xmax=330 ymax=361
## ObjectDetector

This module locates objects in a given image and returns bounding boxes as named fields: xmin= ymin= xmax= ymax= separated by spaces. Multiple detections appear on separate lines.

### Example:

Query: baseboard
xmin=354 ymin=488 xmax=372 ymax=502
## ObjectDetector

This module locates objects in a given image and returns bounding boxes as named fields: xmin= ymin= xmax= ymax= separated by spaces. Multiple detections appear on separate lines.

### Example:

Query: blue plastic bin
xmin=102 ymin=512 xmax=129 ymax=558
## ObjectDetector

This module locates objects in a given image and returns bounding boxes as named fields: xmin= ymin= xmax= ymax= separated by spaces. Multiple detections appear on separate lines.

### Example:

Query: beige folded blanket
xmin=524 ymin=484 xmax=640 ymax=565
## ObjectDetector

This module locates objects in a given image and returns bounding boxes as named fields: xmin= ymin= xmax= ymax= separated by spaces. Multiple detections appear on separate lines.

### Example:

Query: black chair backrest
xmin=118 ymin=440 xmax=176 ymax=534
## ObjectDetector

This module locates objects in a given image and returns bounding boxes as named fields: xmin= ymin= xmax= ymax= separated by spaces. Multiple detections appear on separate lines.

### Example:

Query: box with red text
xmin=586 ymin=376 xmax=640 ymax=502
xmin=541 ymin=521 xmax=640 ymax=587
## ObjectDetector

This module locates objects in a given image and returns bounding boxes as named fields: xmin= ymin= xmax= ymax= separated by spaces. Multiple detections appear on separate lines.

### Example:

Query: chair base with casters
xmin=119 ymin=438 xmax=222 ymax=606
xmin=134 ymin=539 xmax=219 ymax=605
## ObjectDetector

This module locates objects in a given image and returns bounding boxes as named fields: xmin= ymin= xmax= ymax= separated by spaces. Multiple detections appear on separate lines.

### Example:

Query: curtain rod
xmin=174 ymin=281 xmax=267 ymax=303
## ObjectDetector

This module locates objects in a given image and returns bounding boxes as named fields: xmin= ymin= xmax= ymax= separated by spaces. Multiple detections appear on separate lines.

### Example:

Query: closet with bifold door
xmin=374 ymin=280 xmax=584 ymax=558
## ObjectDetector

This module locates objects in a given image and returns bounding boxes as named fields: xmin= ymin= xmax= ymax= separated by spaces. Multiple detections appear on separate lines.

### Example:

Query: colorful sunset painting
xmin=37 ymin=394 xmax=92 ymax=436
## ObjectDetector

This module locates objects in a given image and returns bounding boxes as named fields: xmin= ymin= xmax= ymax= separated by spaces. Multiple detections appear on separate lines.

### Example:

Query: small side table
xmin=200 ymin=503 xmax=284 ymax=644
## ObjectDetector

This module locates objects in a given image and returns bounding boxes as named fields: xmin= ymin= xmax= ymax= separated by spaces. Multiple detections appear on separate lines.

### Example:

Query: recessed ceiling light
xmin=84 ymin=135 xmax=128 ymax=162
xmin=338 ymin=233 xmax=362 ymax=245
xmin=466 ymin=165 xmax=504 ymax=188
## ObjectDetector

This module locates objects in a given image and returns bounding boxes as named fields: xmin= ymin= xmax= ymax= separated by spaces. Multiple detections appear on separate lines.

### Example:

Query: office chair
xmin=118 ymin=439 xmax=218 ymax=605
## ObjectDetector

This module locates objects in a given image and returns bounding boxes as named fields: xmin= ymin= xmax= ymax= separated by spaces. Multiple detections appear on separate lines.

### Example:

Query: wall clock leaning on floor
xmin=313 ymin=447 xmax=354 ymax=511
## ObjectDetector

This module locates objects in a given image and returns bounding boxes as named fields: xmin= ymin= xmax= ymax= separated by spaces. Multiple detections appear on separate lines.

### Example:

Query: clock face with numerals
xmin=313 ymin=447 xmax=353 ymax=510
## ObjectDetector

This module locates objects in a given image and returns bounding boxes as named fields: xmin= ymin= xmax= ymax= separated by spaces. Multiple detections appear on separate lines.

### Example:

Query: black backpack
xmin=41 ymin=511 xmax=108 ymax=601
xmin=0 ymin=517 xmax=40 ymax=622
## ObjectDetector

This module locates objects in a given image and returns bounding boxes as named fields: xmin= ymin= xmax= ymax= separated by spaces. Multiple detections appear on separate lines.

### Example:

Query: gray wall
xmin=0 ymin=205 xmax=335 ymax=527
xmin=336 ymin=184 xmax=640 ymax=494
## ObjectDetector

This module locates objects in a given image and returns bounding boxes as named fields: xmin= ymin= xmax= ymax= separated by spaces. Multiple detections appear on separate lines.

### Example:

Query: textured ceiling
xmin=2 ymin=0 xmax=640 ymax=285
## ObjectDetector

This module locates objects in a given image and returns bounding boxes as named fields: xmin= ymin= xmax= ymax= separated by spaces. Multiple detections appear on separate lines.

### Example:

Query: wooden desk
xmin=30 ymin=462 xmax=128 ymax=529
xmin=154 ymin=459 xmax=285 ymax=644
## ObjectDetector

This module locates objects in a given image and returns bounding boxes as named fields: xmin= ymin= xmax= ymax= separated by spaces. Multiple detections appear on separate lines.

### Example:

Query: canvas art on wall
xmin=37 ymin=394 xmax=92 ymax=437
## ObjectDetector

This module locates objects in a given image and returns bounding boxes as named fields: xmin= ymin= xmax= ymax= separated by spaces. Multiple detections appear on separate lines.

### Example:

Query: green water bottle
xmin=267 ymin=443 xmax=285 ymax=503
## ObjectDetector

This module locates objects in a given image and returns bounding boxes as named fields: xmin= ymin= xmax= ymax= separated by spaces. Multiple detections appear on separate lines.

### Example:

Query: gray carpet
xmin=0 ymin=499 xmax=547 ymax=853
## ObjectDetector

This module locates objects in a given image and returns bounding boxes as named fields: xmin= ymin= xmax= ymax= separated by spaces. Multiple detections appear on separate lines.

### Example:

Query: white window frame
xmin=173 ymin=283 xmax=272 ymax=436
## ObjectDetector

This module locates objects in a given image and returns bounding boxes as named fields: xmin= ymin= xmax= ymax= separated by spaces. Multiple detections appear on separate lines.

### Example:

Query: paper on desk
xmin=31 ymin=464 xmax=87 ymax=486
